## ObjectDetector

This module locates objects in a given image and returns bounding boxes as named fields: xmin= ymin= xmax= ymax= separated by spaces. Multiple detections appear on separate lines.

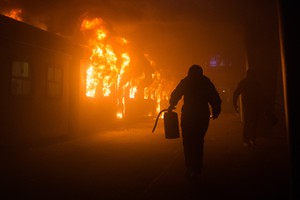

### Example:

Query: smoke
xmin=1 ymin=0 xmax=244 ymax=33
xmin=1 ymin=0 xmax=248 ymax=76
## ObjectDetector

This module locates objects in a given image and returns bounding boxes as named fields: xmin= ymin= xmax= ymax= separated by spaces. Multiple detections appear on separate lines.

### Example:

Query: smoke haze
xmin=0 ymin=0 xmax=271 ymax=78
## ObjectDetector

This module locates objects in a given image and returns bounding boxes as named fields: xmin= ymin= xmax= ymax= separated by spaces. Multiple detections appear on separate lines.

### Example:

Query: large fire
xmin=2 ymin=9 xmax=174 ymax=119
xmin=81 ymin=18 xmax=119 ymax=97
xmin=80 ymin=17 xmax=173 ymax=119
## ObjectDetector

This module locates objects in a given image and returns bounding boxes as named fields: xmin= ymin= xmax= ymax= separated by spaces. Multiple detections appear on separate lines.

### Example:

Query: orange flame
xmin=81 ymin=18 xmax=121 ymax=97
xmin=81 ymin=17 xmax=174 ymax=118
xmin=3 ymin=8 xmax=23 ymax=21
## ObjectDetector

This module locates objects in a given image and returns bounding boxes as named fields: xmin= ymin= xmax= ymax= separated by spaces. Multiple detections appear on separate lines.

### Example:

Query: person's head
xmin=188 ymin=65 xmax=203 ymax=77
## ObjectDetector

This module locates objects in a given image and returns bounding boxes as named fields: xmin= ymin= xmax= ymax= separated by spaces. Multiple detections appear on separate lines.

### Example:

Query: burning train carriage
xmin=78 ymin=17 xmax=174 ymax=123
xmin=0 ymin=14 xmax=173 ymax=145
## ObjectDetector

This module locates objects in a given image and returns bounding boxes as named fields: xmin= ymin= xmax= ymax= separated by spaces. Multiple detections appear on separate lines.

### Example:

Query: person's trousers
xmin=181 ymin=117 xmax=210 ymax=173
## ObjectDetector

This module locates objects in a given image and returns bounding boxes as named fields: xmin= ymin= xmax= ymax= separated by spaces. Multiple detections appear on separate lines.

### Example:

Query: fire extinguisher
xmin=152 ymin=108 xmax=180 ymax=139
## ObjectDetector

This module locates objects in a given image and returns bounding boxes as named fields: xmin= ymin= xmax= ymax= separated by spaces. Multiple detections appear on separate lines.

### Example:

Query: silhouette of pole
xmin=277 ymin=0 xmax=299 ymax=199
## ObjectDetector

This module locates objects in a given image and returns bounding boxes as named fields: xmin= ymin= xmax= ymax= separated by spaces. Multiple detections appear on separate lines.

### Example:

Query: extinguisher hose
xmin=152 ymin=109 xmax=168 ymax=133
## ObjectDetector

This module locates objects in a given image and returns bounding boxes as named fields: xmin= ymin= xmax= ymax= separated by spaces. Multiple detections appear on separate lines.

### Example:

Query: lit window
xmin=11 ymin=61 xmax=31 ymax=95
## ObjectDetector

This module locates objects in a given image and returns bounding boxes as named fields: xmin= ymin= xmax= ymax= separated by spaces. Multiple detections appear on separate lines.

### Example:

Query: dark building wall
xmin=0 ymin=14 xmax=83 ymax=144
xmin=279 ymin=0 xmax=299 ymax=198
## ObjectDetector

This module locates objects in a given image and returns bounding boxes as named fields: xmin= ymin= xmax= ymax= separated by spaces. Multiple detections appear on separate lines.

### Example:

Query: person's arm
xmin=208 ymin=82 xmax=222 ymax=119
xmin=168 ymin=80 xmax=184 ymax=111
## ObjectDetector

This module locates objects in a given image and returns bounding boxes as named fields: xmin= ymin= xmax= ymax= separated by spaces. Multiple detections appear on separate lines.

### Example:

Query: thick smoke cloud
xmin=1 ymin=0 xmax=254 ymax=77
xmin=1 ymin=0 xmax=243 ymax=32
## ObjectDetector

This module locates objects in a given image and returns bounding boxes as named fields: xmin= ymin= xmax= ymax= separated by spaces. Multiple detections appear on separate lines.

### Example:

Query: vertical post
xmin=277 ymin=0 xmax=298 ymax=199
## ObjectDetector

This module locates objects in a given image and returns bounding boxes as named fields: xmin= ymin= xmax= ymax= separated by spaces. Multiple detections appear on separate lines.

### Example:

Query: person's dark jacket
xmin=233 ymin=70 xmax=261 ymax=115
xmin=169 ymin=73 xmax=221 ymax=119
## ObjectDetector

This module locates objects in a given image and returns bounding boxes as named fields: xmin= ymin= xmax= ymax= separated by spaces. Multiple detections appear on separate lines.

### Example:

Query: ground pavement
xmin=1 ymin=112 xmax=292 ymax=200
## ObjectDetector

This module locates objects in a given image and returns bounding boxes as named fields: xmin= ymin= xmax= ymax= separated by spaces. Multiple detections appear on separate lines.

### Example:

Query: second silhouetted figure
xmin=233 ymin=68 xmax=262 ymax=147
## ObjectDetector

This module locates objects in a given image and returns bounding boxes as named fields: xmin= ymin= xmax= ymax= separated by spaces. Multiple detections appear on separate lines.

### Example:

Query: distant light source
xmin=209 ymin=57 xmax=218 ymax=67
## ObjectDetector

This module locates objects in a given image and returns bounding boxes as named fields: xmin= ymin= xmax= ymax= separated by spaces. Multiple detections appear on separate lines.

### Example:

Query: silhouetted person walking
xmin=233 ymin=68 xmax=262 ymax=147
xmin=168 ymin=65 xmax=221 ymax=181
